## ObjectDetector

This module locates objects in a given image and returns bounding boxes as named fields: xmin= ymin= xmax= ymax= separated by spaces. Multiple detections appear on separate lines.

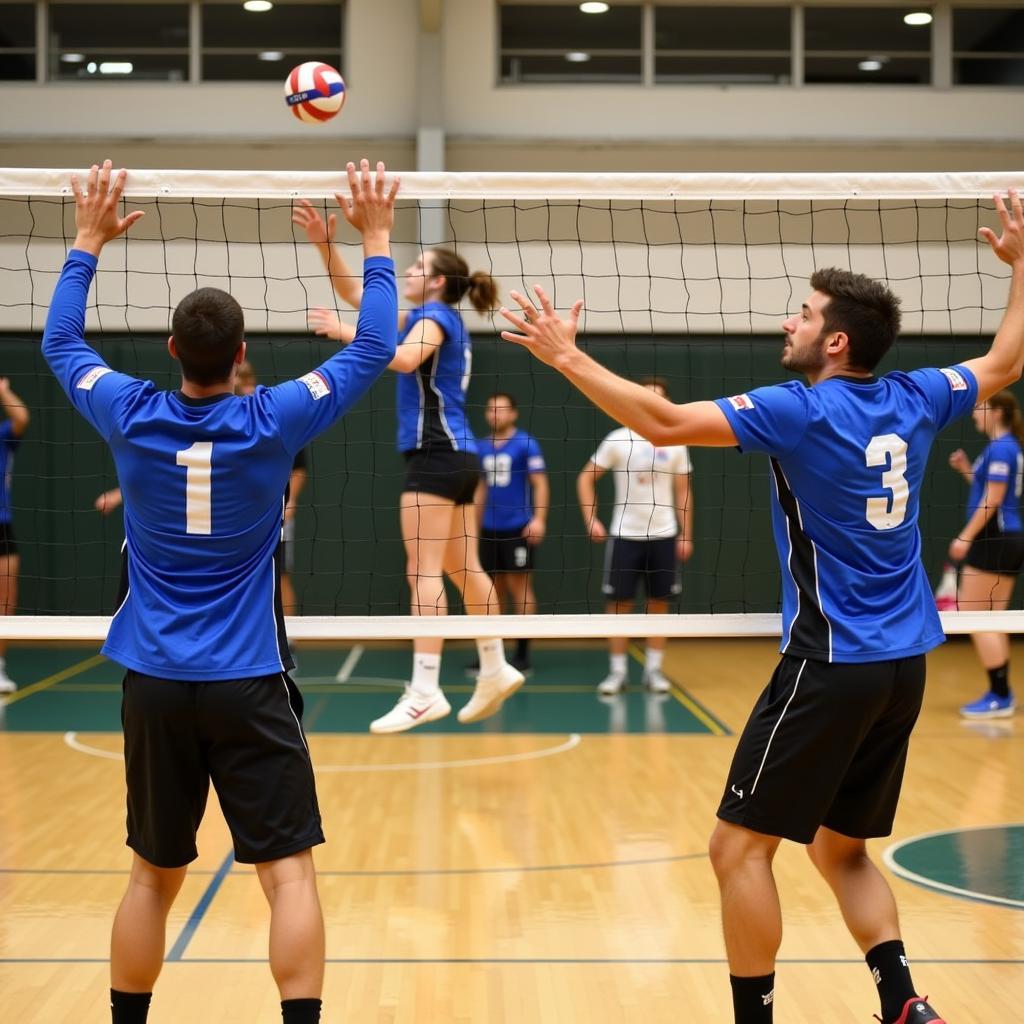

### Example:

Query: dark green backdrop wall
xmin=4 ymin=331 xmax=1005 ymax=617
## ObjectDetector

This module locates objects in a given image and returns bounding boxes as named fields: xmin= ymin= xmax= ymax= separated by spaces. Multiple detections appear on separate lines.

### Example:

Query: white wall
xmin=0 ymin=0 xmax=1021 ymax=172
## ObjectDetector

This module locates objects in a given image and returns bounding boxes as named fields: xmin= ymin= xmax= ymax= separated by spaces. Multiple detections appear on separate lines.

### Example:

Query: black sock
xmin=866 ymin=940 xmax=917 ymax=1023
xmin=515 ymin=638 xmax=530 ymax=661
xmin=110 ymin=990 xmax=151 ymax=1024
xmin=282 ymin=998 xmax=322 ymax=1023
xmin=987 ymin=662 xmax=1010 ymax=699
xmin=729 ymin=973 xmax=775 ymax=1023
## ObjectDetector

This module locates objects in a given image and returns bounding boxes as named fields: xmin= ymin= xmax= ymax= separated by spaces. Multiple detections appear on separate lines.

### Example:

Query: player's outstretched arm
xmin=0 ymin=378 xmax=29 ymax=437
xmin=71 ymin=160 xmax=145 ymax=257
xmin=961 ymin=189 xmax=1024 ymax=402
xmin=293 ymin=199 xmax=364 ymax=308
xmin=501 ymin=286 xmax=737 ymax=448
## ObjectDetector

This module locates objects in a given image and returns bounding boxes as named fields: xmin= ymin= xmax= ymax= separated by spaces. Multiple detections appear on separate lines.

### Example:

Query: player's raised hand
xmin=71 ymin=160 xmax=144 ymax=256
xmin=980 ymin=189 xmax=1024 ymax=267
xmin=337 ymin=159 xmax=399 ymax=238
xmin=501 ymin=286 xmax=584 ymax=369
xmin=949 ymin=448 xmax=971 ymax=475
xmin=308 ymin=306 xmax=355 ymax=343
xmin=292 ymin=199 xmax=336 ymax=246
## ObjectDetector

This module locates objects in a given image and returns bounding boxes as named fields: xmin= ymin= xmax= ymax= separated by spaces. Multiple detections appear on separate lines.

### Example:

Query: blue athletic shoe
xmin=960 ymin=691 xmax=1015 ymax=719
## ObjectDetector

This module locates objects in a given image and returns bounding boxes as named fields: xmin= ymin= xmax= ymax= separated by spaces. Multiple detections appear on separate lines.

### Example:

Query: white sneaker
xmin=597 ymin=672 xmax=627 ymax=696
xmin=457 ymin=663 xmax=525 ymax=724
xmin=0 ymin=668 xmax=16 ymax=694
xmin=643 ymin=669 xmax=672 ymax=694
xmin=370 ymin=688 xmax=451 ymax=734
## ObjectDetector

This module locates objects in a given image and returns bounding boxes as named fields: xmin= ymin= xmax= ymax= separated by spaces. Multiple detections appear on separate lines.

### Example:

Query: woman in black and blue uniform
xmin=949 ymin=389 xmax=1024 ymax=719
xmin=294 ymin=198 xmax=524 ymax=732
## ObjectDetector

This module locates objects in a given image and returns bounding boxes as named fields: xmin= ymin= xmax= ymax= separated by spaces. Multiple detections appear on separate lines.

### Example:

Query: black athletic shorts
xmin=403 ymin=447 xmax=482 ymax=505
xmin=122 ymin=670 xmax=324 ymax=868
xmin=480 ymin=528 xmax=534 ymax=574
xmin=717 ymin=653 xmax=926 ymax=844
xmin=0 ymin=522 xmax=18 ymax=557
xmin=601 ymin=536 xmax=680 ymax=601
xmin=965 ymin=523 xmax=1024 ymax=576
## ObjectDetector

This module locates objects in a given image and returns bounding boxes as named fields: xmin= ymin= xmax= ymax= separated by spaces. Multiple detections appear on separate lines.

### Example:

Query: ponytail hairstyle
xmin=428 ymin=248 xmax=499 ymax=315
xmin=988 ymin=389 xmax=1024 ymax=442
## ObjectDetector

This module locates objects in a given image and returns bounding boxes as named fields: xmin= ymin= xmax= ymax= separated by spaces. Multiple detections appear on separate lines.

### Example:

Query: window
xmin=49 ymin=4 xmax=189 ymax=81
xmin=954 ymin=7 xmax=1024 ymax=86
xmin=201 ymin=0 xmax=343 ymax=82
xmin=655 ymin=6 xmax=790 ymax=84
xmin=0 ymin=3 xmax=36 ymax=80
xmin=804 ymin=6 xmax=931 ymax=84
xmin=500 ymin=3 xmax=643 ymax=83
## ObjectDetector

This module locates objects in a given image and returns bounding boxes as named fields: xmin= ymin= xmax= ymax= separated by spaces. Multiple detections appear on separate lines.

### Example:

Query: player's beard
xmin=780 ymin=329 xmax=827 ymax=374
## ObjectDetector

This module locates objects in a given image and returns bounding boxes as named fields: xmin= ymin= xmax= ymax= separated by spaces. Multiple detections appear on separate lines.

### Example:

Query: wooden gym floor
xmin=0 ymin=638 xmax=1020 ymax=1022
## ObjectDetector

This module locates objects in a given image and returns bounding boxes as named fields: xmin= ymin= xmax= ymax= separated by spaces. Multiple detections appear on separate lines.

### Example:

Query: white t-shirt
xmin=590 ymin=427 xmax=692 ymax=539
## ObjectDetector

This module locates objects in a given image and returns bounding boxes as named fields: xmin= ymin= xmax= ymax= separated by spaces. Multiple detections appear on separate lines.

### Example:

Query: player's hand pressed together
xmin=71 ymin=160 xmax=145 ymax=257
xmin=307 ymin=307 xmax=353 ymax=342
xmin=949 ymin=448 xmax=972 ymax=476
xmin=500 ymin=286 xmax=584 ymax=370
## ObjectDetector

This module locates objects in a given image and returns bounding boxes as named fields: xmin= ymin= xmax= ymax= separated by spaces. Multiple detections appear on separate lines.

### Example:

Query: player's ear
xmin=167 ymin=336 xmax=179 ymax=361
xmin=235 ymin=341 xmax=247 ymax=365
xmin=827 ymin=331 xmax=849 ymax=355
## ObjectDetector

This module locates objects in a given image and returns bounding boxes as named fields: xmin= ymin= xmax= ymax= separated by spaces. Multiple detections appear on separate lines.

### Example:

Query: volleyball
xmin=284 ymin=62 xmax=346 ymax=125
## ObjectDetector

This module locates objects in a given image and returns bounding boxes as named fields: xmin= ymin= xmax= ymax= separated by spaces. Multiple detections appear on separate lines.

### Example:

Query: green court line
xmin=1 ymin=653 xmax=107 ymax=706
xmin=627 ymin=643 xmax=731 ymax=736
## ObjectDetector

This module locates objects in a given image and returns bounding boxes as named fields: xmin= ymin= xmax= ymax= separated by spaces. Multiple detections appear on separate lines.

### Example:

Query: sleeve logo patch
xmin=990 ymin=460 xmax=1011 ymax=476
xmin=298 ymin=371 xmax=330 ymax=401
xmin=940 ymin=367 xmax=967 ymax=391
xmin=76 ymin=366 xmax=113 ymax=391
xmin=728 ymin=394 xmax=754 ymax=411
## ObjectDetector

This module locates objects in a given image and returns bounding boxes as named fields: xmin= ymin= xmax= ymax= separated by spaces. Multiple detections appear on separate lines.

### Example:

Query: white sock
xmin=645 ymin=647 xmax=664 ymax=674
xmin=610 ymin=653 xmax=627 ymax=678
xmin=410 ymin=653 xmax=441 ymax=697
xmin=476 ymin=638 xmax=506 ymax=676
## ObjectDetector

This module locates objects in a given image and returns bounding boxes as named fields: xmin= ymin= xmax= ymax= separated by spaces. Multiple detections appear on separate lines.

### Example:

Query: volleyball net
xmin=0 ymin=167 xmax=1020 ymax=641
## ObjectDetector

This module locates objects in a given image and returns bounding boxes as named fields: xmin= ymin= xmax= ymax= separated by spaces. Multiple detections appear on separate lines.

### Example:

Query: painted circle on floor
xmin=883 ymin=824 xmax=1024 ymax=909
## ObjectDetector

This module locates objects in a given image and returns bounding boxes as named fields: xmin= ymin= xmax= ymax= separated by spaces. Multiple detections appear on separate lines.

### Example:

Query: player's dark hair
xmin=809 ymin=268 xmax=901 ymax=372
xmin=172 ymin=288 xmax=244 ymax=386
xmin=487 ymin=391 xmax=518 ymax=409
xmin=639 ymin=376 xmax=670 ymax=397
xmin=429 ymin=248 xmax=499 ymax=315
xmin=988 ymin=390 xmax=1024 ymax=442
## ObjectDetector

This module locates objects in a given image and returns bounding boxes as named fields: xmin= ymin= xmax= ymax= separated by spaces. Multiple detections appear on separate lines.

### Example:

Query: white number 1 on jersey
xmin=176 ymin=442 xmax=213 ymax=535
xmin=864 ymin=434 xmax=909 ymax=530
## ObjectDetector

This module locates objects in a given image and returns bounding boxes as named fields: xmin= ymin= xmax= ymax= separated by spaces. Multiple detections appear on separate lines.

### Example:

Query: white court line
xmin=335 ymin=644 xmax=365 ymax=682
xmin=883 ymin=824 xmax=1024 ymax=910
xmin=314 ymin=733 xmax=583 ymax=773
xmin=64 ymin=731 xmax=122 ymax=761
xmin=64 ymin=730 xmax=583 ymax=773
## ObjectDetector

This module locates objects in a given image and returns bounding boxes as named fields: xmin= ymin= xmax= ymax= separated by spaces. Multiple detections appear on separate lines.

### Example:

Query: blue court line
xmin=166 ymin=850 xmax=234 ymax=962
xmin=3 ymin=957 xmax=1022 ymax=966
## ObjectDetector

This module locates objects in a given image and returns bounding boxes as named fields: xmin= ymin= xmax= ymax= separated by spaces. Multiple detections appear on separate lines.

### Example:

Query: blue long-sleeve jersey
xmin=43 ymin=249 xmax=397 ymax=680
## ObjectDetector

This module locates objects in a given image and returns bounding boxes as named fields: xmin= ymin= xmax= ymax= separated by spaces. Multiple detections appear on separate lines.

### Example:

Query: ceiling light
xmin=86 ymin=62 xmax=97 ymax=73
xmin=565 ymin=51 xmax=592 ymax=62
xmin=858 ymin=59 xmax=883 ymax=71
xmin=61 ymin=52 xmax=86 ymax=63
xmin=580 ymin=2 xmax=610 ymax=12
xmin=243 ymin=0 xmax=273 ymax=11
xmin=99 ymin=62 xmax=133 ymax=74
xmin=903 ymin=11 xmax=933 ymax=26
xmin=258 ymin=50 xmax=285 ymax=61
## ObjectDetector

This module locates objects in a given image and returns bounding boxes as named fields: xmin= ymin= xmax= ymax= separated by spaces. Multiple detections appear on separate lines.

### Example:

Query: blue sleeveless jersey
xmin=43 ymin=249 xmax=397 ymax=681
xmin=968 ymin=434 xmax=1023 ymax=533
xmin=479 ymin=430 xmax=546 ymax=532
xmin=0 ymin=420 xmax=19 ymax=524
xmin=716 ymin=367 xmax=978 ymax=663
xmin=395 ymin=301 xmax=477 ymax=453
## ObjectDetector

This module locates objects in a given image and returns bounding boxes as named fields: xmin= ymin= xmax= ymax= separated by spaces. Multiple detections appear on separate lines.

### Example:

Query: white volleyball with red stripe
xmin=284 ymin=62 xmax=346 ymax=125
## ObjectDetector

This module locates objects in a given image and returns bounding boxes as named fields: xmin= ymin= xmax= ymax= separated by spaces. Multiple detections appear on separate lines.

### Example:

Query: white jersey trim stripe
xmin=772 ymin=468 xmax=798 ymax=653
xmin=428 ymin=346 xmax=458 ymax=450
xmin=750 ymin=658 xmax=806 ymax=796
xmin=280 ymin=674 xmax=309 ymax=753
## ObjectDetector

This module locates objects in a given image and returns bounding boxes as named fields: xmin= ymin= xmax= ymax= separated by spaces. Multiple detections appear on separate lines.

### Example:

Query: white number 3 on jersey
xmin=864 ymin=434 xmax=909 ymax=531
